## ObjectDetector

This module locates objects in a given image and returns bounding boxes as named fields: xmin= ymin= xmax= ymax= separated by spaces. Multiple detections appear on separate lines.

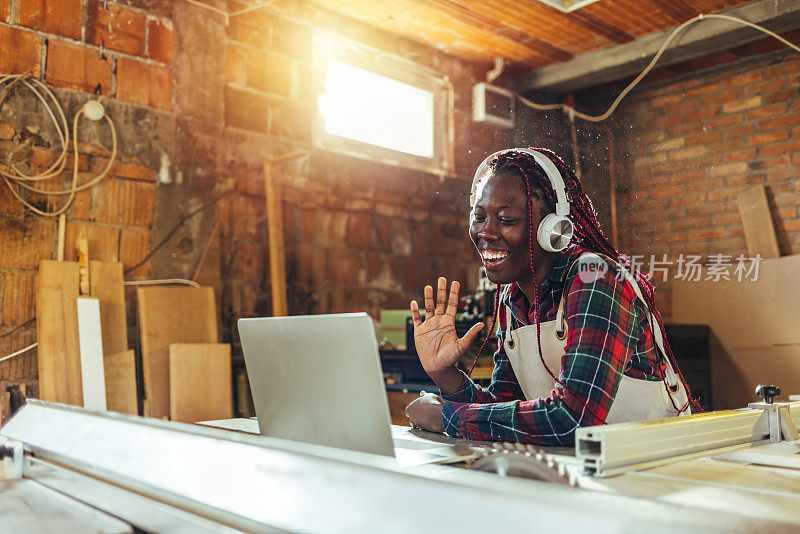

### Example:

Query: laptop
xmin=238 ymin=313 xmax=482 ymax=465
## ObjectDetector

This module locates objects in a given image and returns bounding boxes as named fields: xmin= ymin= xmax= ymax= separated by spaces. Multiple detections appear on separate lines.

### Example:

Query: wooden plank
xmin=104 ymin=349 xmax=138 ymax=415
xmin=36 ymin=261 xmax=82 ymax=406
xmin=265 ymin=163 xmax=288 ymax=316
xmin=419 ymin=0 xmax=573 ymax=61
xmin=36 ymin=261 xmax=83 ymax=405
xmin=567 ymin=10 xmax=635 ymax=44
xmin=137 ymin=287 xmax=218 ymax=419
xmin=169 ymin=343 xmax=232 ymax=423
xmin=89 ymin=261 xmax=128 ymax=356
xmin=76 ymin=297 xmax=106 ymax=410
xmin=711 ymin=346 xmax=800 ymax=409
xmin=77 ymin=233 xmax=90 ymax=295
xmin=673 ymin=255 xmax=800 ymax=408
xmin=738 ymin=185 xmax=780 ymax=259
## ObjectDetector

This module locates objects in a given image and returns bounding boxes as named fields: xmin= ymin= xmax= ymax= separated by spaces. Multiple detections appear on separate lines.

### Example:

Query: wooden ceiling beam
xmin=657 ymin=0 xmax=702 ymax=23
xmin=514 ymin=0 xmax=800 ymax=94
xmin=566 ymin=11 xmax=635 ymax=44
xmin=419 ymin=0 xmax=574 ymax=63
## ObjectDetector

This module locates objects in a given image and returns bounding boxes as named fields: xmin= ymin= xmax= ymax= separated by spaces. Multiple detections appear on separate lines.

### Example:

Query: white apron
xmin=504 ymin=262 xmax=689 ymax=424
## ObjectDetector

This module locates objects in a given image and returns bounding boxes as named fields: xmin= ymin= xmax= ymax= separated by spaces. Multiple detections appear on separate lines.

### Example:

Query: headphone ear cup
xmin=537 ymin=214 xmax=574 ymax=252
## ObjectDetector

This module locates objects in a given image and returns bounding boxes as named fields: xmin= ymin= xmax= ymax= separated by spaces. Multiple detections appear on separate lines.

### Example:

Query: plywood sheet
xmin=712 ymin=346 xmax=800 ymax=409
xmin=738 ymin=185 xmax=780 ymax=259
xmin=36 ymin=260 xmax=82 ymax=406
xmin=137 ymin=287 xmax=217 ymax=419
xmin=169 ymin=343 xmax=232 ymax=423
xmin=104 ymin=349 xmax=137 ymax=415
xmin=89 ymin=261 xmax=128 ymax=355
xmin=673 ymin=255 xmax=800 ymax=347
xmin=673 ymin=254 xmax=800 ymax=408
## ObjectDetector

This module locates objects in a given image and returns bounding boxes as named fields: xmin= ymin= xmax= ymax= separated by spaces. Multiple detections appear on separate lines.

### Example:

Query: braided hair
xmin=467 ymin=148 xmax=701 ymax=418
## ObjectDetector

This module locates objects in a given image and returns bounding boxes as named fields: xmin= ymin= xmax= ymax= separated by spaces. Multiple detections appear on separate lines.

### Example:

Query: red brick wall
xmin=0 ymin=1 xmax=174 ymax=411
xmin=614 ymin=53 xmax=800 ymax=319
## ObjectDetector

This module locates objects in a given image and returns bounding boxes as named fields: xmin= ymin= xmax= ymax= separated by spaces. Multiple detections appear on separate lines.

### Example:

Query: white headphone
xmin=470 ymin=148 xmax=574 ymax=253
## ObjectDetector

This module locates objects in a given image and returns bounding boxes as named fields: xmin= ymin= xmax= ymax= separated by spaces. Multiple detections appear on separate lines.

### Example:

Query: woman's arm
xmin=442 ymin=265 xmax=642 ymax=446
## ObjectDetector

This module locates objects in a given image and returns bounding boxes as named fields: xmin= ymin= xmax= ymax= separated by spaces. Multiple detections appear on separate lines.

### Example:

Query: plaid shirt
xmin=441 ymin=246 xmax=666 ymax=446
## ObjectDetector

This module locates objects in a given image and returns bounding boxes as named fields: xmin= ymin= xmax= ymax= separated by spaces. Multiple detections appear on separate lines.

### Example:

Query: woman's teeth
xmin=482 ymin=250 xmax=508 ymax=262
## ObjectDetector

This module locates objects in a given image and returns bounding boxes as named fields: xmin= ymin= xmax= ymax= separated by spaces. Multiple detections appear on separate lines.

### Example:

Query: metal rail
xmin=576 ymin=402 xmax=800 ymax=477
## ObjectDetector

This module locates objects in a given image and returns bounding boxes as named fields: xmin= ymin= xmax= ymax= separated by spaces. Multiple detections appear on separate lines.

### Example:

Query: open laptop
xmin=238 ymin=313 xmax=482 ymax=465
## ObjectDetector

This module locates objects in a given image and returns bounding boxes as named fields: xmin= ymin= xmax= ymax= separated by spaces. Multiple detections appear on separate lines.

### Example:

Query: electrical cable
xmin=518 ymin=13 xmax=800 ymax=122
xmin=0 ymin=72 xmax=118 ymax=216
xmin=0 ymin=343 xmax=37 ymax=364
xmin=124 ymin=279 xmax=200 ymax=287
xmin=486 ymin=58 xmax=505 ymax=83
xmin=123 ymin=189 xmax=235 ymax=274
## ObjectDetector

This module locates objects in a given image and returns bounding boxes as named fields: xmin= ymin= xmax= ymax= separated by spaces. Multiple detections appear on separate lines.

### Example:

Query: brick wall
xmin=613 ymin=52 xmax=800 ymax=319
xmin=0 ymin=0 xmax=175 ymax=412
xmin=0 ymin=0 xmax=513 ymax=415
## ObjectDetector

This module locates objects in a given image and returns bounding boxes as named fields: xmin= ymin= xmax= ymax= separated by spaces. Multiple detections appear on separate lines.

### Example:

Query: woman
xmin=405 ymin=148 xmax=695 ymax=446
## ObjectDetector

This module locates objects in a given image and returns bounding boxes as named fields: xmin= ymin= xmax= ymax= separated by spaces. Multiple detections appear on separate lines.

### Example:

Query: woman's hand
xmin=410 ymin=277 xmax=484 ymax=378
xmin=405 ymin=392 xmax=445 ymax=433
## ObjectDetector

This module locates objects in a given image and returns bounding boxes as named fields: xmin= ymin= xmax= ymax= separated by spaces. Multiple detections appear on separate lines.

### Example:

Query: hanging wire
xmin=0 ymin=72 xmax=118 ymax=216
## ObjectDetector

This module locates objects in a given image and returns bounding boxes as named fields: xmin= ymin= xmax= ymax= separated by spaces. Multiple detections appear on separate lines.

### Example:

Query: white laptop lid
xmin=238 ymin=313 xmax=395 ymax=457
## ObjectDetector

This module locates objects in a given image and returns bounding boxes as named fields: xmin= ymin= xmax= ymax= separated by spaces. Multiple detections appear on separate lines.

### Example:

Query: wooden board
xmin=104 ymin=349 xmax=138 ymax=415
xmin=137 ymin=287 xmax=218 ymax=419
xmin=264 ymin=162 xmax=288 ymax=316
xmin=76 ymin=297 xmax=106 ymax=411
xmin=89 ymin=261 xmax=128 ymax=355
xmin=673 ymin=255 xmax=800 ymax=348
xmin=169 ymin=343 xmax=232 ymax=423
xmin=738 ymin=185 xmax=780 ymax=259
xmin=673 ymin=254 xmax=800 ymax=409
xmin=36 ymin=260 xmax=82 ymax=406
xmin=709 ymin=346 xmax=800 ymax=409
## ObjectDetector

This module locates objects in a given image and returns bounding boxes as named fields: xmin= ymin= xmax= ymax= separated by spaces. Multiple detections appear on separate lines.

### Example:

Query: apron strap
xmin=615 ymin=267 xmax=680 ymax=388
xmin=504 ymin=304 xmax=513 ymax=344
xmin=557 ymin=254 xmax=680 ymax=388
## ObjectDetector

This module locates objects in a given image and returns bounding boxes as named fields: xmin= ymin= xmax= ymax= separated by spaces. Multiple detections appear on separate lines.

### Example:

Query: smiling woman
xmin=406 ymin=148 xmax=699 ymax=447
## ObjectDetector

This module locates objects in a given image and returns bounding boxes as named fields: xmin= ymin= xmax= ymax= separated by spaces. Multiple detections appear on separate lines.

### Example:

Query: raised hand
xmin=410 ymin=277 xmax=484 ymax=379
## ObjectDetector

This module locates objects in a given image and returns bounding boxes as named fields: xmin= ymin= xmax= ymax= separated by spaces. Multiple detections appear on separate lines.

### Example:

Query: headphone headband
xmin=469 ymin=148 xmax=570 ymax=217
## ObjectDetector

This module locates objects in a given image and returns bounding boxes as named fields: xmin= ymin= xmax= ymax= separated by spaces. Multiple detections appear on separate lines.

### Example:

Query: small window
xmin=314 ymin=33 xmax=450 ymax=173
xmin=320 ymin=59 xmax=434 ymax=158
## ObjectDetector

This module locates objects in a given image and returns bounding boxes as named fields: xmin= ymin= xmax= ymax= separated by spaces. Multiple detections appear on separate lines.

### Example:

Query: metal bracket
xmin=747 ymin=401 xmax=800 ymax=443
xmin=0 ymin=438 xmax=23 ymax=480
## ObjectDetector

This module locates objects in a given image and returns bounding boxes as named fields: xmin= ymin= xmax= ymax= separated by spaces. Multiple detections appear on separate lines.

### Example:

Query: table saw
xmin=1 ymin=396 xmax=800 ymax=532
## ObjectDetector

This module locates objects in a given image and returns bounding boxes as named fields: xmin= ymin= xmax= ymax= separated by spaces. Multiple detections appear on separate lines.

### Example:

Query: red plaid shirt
xmin=441 ymin=246 xmax=666 ymax=446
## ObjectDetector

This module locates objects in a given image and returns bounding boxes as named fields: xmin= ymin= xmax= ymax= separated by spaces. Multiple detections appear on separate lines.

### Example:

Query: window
xmin=314 ymin=33 xmax=449 ymax=173
xmin=320 ymin=60 xmax=434 ymax=158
